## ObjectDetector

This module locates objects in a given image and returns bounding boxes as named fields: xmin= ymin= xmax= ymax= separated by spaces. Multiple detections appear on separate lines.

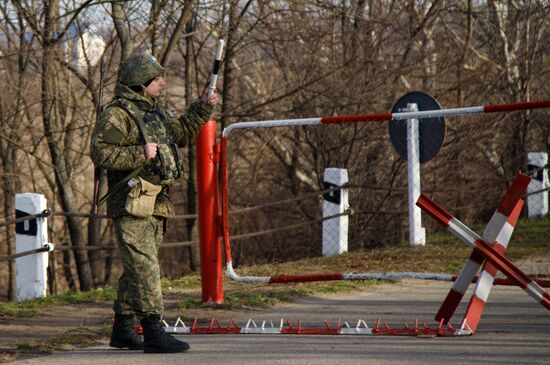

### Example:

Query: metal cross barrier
xmin=417 ymin=172 xmax=550 ymax=335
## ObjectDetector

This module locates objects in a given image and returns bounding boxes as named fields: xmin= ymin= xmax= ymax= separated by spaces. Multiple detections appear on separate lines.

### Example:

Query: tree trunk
xmin=0 ymin=105 xmax=18 ymax=302
xmin=0 ymin=11 xmax=27 ymax=301
xmin=221 ymin=0 xmax=239 ymax=130
xmin=42 ymin=0 xmax=92 ymax=291
xmin=112 ymin=1 xmax=132 ymax=61
xmin=185 ymin=23 xmax=200 ymax=272
xmin=456 ymin=0 xmax=472 ymax=106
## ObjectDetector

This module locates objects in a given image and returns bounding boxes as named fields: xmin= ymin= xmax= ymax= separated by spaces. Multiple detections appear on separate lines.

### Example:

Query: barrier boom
xmin=222 ymin=99 xmax=550 ymax=137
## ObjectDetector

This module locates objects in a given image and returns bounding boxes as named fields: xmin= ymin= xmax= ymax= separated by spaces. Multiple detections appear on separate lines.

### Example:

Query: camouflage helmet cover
xmin=120 ymin=54 xmax=166 ymax=86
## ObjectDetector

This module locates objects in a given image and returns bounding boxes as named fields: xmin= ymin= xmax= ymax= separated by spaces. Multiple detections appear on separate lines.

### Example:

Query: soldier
xmin=90 ymin=53 xmax=218 ymax=353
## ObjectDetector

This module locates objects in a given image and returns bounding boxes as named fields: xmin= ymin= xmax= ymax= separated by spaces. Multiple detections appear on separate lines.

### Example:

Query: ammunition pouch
xmin=155 ymin=142 xmax=184 ymax=181
xmin=125 ymin=177 xmax=162 ymax=218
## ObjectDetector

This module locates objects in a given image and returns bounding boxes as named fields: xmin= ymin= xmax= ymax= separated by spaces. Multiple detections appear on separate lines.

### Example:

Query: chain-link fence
xmin=2 ymin=109 xmax=549 ymax=296
xmin=223 ymin=112 xmax=549 ymax=271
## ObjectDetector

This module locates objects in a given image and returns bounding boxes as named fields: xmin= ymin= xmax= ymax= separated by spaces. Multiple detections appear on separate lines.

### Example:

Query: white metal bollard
xmin=527 ymin=152 xmax=548 ymax=218
xmin=322 ymin=168 xmax=349 ymax=256
xmin=15 ymin=193 xmax=52 ymax=302
xmin=407 ymin=103 xmax=426 ymax=246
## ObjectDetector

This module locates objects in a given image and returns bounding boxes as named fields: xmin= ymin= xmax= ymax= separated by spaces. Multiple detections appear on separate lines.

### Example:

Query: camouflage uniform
xmin=90 ymin=54 xmax=213 ymax=318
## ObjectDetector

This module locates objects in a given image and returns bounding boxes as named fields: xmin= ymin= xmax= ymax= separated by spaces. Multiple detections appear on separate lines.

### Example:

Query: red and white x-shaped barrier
xmin=416 ymin=172 xmax=550 ymax=334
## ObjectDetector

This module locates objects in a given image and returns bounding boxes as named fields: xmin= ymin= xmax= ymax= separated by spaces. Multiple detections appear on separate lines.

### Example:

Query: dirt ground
xmin=0 ymin=254 xmax=548 ymax=363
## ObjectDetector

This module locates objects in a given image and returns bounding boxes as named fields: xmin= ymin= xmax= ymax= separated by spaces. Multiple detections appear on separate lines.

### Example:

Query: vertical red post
xmin=196 ymin=120 xmax=223 ymax=304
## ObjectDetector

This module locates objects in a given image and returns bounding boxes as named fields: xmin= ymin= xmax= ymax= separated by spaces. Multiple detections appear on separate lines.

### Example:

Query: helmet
xmin=119 ymin=54 xmax=165 ymax=86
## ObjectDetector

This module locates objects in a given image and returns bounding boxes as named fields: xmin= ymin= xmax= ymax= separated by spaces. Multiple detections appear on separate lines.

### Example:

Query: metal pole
xmin=196 ymin=120 xmax=223 ymax=304
xmin=406 ymin=103 xmax=425 ymax=246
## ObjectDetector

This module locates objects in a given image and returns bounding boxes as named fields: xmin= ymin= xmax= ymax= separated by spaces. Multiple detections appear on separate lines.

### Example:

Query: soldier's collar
xmin=115 ymin=82 xmax=156 ymax=111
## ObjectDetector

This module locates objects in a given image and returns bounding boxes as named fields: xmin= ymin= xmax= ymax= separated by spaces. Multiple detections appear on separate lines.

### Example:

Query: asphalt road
xmin=12 ymin=280 xmax=550 ymax=365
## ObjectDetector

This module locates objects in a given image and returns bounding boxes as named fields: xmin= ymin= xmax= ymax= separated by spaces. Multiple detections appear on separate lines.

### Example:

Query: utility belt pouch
xmin=125 ymin=177 xmax=162 ymax=218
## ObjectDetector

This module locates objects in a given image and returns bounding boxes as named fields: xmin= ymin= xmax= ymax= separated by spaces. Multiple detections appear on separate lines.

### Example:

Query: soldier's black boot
xmin=109 ymin=313 xmax=144 ymax=350
xmin=141 ymin=315 xmax=190 ymax=353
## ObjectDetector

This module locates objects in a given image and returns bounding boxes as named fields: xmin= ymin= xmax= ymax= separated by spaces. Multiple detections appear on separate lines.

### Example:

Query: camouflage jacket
xmin=90 ymin=82 xmax=214 ymax=218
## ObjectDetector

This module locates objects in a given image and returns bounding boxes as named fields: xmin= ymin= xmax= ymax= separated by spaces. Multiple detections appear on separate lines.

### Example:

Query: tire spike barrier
xmin=416 ymin=183 xmax=550 ymax=314
xmin=158 ymin=317 xmax=463 ymax=336
xmin=435 ymin=172 xmax=530 ymax=328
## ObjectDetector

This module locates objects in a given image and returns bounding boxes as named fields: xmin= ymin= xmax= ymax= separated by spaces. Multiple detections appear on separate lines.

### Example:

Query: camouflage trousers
xmin=113 ymin=215 xmax=164 ymax=317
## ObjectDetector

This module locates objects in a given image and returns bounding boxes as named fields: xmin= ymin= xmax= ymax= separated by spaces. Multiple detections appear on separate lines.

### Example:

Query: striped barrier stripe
xmin=207 ymin=39 xmax=224 ymax=99
xmin=417 ymin=194 xmax=550 ymax=311
xmin=221 ymin=100 xmax=550 ymax=138
xmin=226 ymin=260 xmax=550 ymax=287
xmin=434 ymin=173 xmax=531 ymax=324
xmin=484 ymin=277 xmax=550 ymax=287
xmin=435 ymin=252 xmax=484 ymax=324
xmin=320 ymin=100 xmax=550 ymax=124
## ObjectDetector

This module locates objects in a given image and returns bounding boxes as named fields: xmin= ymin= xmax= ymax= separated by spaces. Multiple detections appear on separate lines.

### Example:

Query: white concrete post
xmin=407 ymin=103 xmax=426 ymax=246
xmin=527 ymin=152 xmax=548 ymax=218
xmin=15 ymin=193 xmax=51 ymax=301
xmin=322 ymin=168 xmax=349 ymax=256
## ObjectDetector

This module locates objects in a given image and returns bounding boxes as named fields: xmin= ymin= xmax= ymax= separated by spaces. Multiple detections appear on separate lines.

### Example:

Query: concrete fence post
xmin=527 ymin=152 xmax=548 ymax=218
xmin=322 ymin=168 xmax=349 ymax=256
xmin=15 ymin=193 xmax=51 ymax=302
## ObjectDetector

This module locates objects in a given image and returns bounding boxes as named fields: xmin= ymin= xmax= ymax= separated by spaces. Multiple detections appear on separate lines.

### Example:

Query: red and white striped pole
xmin=221 ymin=99 xmax=550 ymax=138
xmin=320 ymin=99 xmax=550 ymax=124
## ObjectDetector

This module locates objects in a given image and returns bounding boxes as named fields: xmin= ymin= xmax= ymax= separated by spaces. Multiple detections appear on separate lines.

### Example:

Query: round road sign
xmin=389 ymin=91 xmax=446 ymax=163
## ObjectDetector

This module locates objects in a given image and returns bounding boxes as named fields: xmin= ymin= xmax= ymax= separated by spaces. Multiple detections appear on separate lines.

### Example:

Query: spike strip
xmin=161 ymin=317 xmax=463 ymax=336
xmin=417 ymin=194 xmax=550 ymax=311
xmin=435 ymin=173 xmax=531 ymax=325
